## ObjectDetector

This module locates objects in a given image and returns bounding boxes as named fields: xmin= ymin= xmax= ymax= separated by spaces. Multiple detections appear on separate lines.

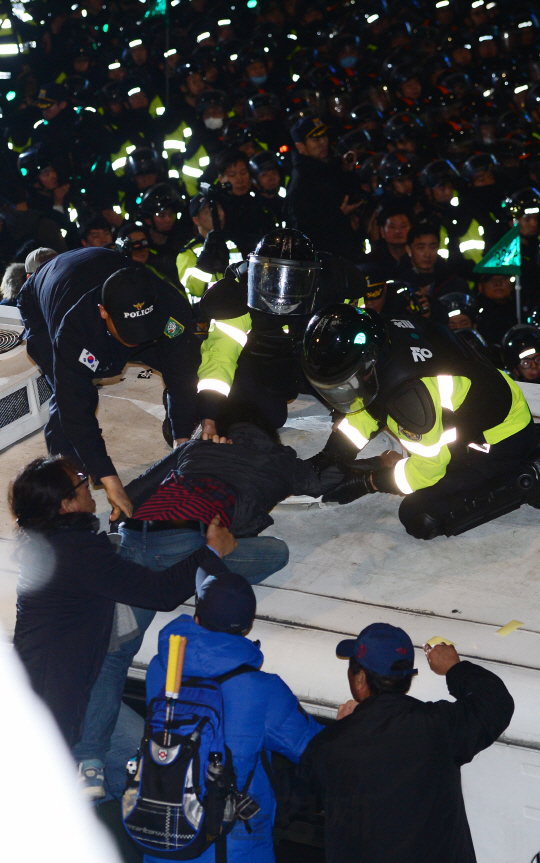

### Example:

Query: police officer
xmin=176 ymin=191 xmax=241 ymax=304
xmin=18 ymin=248 xmax=199 ymax=519
xmin=197 ymin=228 xmax=364 ymax=435
xmin=138 ymin=182 xmax=191 ymax=281
xmin=502 ymin=325 xmax=540 ymax=385
xmin=302 ymin=304 xmax=536 ymax=539
xmin=504 ymin=188 xmax=540 ymax=312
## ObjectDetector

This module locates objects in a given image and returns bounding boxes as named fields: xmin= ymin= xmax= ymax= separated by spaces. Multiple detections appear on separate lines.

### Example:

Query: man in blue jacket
xmin=145 ymin=571 xmax=322 ymax=863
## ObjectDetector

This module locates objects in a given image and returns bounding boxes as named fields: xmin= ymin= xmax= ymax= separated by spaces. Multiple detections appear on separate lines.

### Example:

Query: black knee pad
xmin=402 ymin=511 xmax=443 ymax=541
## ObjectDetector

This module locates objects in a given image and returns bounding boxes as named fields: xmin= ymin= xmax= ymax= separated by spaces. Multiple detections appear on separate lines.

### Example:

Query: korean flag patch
xmin=79 ymin=349 xmax=99 ymax=372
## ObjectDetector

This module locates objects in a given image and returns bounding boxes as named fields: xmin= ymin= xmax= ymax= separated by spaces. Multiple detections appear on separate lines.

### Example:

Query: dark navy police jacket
xmin=18 ymin=248 xmax=199 ymax=480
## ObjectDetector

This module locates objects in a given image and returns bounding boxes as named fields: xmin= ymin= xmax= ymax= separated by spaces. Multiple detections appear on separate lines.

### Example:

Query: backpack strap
xmin=214 ymin=664 xmax=259 ymax=685
xmin=260 ymin=748 xmax=289 ymax=828
xmin=215 ymin=836 xmax=227 ymax=863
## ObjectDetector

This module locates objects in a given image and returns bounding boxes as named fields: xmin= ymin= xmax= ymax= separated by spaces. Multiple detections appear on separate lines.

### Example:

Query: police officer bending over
xmin=302 ymin=304 xmax=538 ymax=540
xmin=18 ymin=248 xmax=198 ymax=519
xmin=196 ymin=228 xmax=364 ymax=434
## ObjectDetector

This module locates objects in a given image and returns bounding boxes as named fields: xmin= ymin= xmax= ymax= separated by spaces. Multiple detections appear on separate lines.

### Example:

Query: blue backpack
xmin=122 ymin=665 xmax=260 ymax=861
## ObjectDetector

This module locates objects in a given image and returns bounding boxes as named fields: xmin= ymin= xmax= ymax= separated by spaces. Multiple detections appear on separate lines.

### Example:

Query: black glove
xmin=321 ymin=467 xmax=377 ymax=504
xmin=196 ymin=229 xmax=229 ymax=274
xmin=306 ymin=449 xmax=341 ymax=479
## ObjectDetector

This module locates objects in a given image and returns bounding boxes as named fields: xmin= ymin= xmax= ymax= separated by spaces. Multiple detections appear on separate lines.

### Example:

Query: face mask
xmin=249 ymin=74 xmax=267 ymax=86
xmin=204 ymin=116 xmax=224 ymax=130
xmin=340 ymin=56 xmax=357 ymax=69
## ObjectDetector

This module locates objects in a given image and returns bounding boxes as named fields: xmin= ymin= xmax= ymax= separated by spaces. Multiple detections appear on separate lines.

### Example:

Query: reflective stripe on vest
xmin=337 ymin=417 xmax=369 ymax=450
xmin=214 ymin=320 xmax=249 ymax=347
xmin=394 ymin=458 xmax=413 ymax=494
xmin=197 ymin=378 xmax=231 ymax=396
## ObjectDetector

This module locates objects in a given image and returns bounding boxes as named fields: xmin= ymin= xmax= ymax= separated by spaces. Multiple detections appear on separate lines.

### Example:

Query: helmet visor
xmin=247 ymin=255 xmax=321 ymax=315
xmin=302 ymin=360 xmax=379 ymax=413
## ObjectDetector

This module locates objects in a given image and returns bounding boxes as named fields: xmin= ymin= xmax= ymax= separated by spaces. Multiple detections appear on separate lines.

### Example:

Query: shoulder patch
xmin=79 ymin=349 xmax=99 ymax=371
xmin=164 ymin=317 xmax=184 ymax=338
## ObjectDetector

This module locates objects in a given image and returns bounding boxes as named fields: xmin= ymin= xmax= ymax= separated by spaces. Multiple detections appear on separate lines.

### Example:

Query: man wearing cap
xmin=18 ymin=247 xmax=199 ymax=519
xmin=286 ymin=116 xmax=362 ymax=261
xmin=176 ymin=193 xmax=241 ymax=305
xmin=295 ymin=623 xmax=514 ymax=863
xmin=144 ymin=571 xmax=322 ymax=863
xmin=31 ymin=83 xmax=77 ymax=153
xmin=25 ymin=247 xmax=58 ymax=276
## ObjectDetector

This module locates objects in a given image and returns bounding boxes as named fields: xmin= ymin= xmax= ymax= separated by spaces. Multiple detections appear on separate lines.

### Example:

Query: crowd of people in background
xmin=1 ymin=0 xmax=537 ymax=860
xmin=0 ymin=0 xmax=540 ymax=380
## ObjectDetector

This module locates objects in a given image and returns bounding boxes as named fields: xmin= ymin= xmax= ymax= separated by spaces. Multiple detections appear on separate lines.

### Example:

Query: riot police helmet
xmin=378 ymin=151 xmax=418 ymax=186
xmin=247 ymin=229 xmax=322 ymax=316
xmin=504 ymin=187 xmax=540 ymax=220
xmin=302 ymin=303 xmax=387 ymax=413
xmin=419 ymin=159 xmax=459 ymax=188
xmin=502 ymin=324 xmax=540 ymax=370
xmin=125 ymin=147 xmax=162 ymax=178
xmin=139 ymin=182 xmax=185 ymax=216
xmin=383 ymin=111 xmax=424 ymax=143
xmin=461 ymin=152 xmax=498 ymax=181
xmin=18 ymin=144 xmax=54 ymax=183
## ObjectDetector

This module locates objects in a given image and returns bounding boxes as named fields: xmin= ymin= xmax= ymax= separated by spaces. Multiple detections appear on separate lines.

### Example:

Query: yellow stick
xmin=173 ymin=637 xmax=188 ymax=698
xmin=165 ymin=635 xmax=181 ymax=698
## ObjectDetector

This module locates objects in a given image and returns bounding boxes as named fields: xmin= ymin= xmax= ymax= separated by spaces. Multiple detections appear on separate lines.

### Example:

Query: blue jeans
xmin=102 ymin=702 xmax=144 ymax=802
xmin=73 ymin=525 xmax=288 ymax=766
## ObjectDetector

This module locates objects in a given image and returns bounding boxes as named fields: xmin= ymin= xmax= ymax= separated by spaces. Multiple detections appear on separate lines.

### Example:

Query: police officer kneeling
xmin=18 ymin=248 xmax=198 ymax=519
xmin=302 ymin=304 xmax=539 ymax=539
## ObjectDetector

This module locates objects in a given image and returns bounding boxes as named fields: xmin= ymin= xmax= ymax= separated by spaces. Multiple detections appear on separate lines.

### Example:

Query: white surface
xmin=1 ymin=634 xmax=121 ymax=863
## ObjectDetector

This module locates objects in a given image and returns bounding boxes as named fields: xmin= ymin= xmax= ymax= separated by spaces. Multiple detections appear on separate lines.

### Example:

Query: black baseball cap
xmin=195 ymin=570 xmax=256 ymax=635
xmin=101 ymin=268 xmax=169 ymax=344
xmin=337 ymin=623 xmax=418 ymax=677
xmin=291 ymin=116 xmax=329 ymax=144
xmin=34 ymin=83 xmax=68 ymax=108
xmin=189 ymin=192 xmax=211 ymax=219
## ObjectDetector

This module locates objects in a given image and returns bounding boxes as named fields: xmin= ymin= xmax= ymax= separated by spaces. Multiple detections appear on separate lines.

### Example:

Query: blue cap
xmin=336 ymin=623 xmax=418 ymax=677
xmin=195 ymin=569 xmax=256 ymax=635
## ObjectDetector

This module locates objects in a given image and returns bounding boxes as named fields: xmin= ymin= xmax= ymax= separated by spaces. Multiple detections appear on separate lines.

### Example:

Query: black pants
xmin=229 ymin=352 xmax=324 ymax=430
xmin=399 ymin=419 xmax=539 ymax=539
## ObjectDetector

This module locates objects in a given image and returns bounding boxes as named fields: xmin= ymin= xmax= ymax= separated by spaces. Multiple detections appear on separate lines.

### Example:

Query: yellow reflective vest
xmin=197 ymin=311 xmax=252 ymax=398
xmin=338 ymin=372 xmax=531 ymax=494
xmin=177 ymin=238 xmax=242 ymax=302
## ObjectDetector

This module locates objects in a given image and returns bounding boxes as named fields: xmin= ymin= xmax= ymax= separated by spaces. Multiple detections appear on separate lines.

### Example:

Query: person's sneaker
xmin=77 ymin=759 xmax=106 ymax=801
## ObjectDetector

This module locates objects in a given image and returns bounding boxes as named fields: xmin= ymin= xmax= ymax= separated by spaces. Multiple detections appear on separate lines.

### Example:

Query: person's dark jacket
xmin=397 ymin=256 xmax=470 ymax=299
xmin=473 ymin=293 xmax=517 ymax=347
xmin=18 ymin=247 xmax=199 ymax=481
xmin=124 ymin=423 xmax=343 ymax=537
xmin=13 ymin=512 xmax=228 ymax=748
xmin=222 ymin=190 xmax=276 ymax=259
xmin=285 ymin=152 xmax=359 ymax=260
xmin=295 ymin=661 xmax=514 ymax=863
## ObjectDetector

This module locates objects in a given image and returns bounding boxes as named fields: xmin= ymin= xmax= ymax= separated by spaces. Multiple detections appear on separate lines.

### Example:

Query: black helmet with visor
xmin=247 ymin=229 xmax=322 ymax=316
xmin=302 ymin=303 xmax=387 ymax=413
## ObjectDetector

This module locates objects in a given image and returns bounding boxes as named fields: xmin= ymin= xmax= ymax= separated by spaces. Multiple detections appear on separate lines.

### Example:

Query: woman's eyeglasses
xmin=73 ymin=472 xmax=89 ymax=491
